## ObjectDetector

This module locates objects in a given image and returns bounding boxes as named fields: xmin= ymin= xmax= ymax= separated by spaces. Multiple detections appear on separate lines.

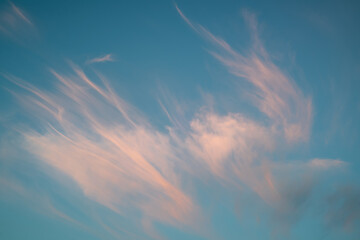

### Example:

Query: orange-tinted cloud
xmin=87 ymin=54 xmax=115 ymax=64
xmin=9 ymin=65 xmax=198 ymax=236
xmin=176 ymin=6 xmax=312 ymax=143
xmin=0 ymin=2 xmax=35 ymax=39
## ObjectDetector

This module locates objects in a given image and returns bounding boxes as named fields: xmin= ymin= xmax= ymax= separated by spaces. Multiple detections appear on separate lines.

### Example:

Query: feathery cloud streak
xmin=176 ymin=6 xmax=312 ymax=143
xmin=9 ymin=2 xmax=33 ymax=26
xmin=87 ymin=54 xmax=114 ymax=64
xmin=0 ymin=2 xmax=34 ymax=38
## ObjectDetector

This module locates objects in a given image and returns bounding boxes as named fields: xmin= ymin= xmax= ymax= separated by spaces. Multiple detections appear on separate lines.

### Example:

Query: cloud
xmin=186 ymin=112 xmax=272 ymax=177
xmin=173 ymin=6 xmax=358 ymax=235
xmin=87 ymin=54 xmax=115 ymax=64
xmin=308 ymin=158 xmax=346 ymax=169
xmin=5 ymin=65 xmax=199 ymax=238
xmin=0 ymin=2 xmax=34 ymax=39
xmin=176 ymin=6 xmax=312 ymax=143
xmin=2 ymin=5 xmax=357 ymax=239
xmin=173 ymin=5 xmax=312 ymax=208
xmin=184 ymin=111 xmax=277 ymax=205
xmin=9 ymin=2 xmax=33 ymax=26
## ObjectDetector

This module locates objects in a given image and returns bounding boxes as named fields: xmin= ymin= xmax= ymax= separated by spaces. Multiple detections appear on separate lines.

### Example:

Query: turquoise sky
xmin=1 ymin=1 xmax=360 ymax=239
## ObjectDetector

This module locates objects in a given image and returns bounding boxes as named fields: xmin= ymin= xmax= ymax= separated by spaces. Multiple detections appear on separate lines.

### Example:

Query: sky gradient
xmin=1 ymin=1 xmax=360 ymax=239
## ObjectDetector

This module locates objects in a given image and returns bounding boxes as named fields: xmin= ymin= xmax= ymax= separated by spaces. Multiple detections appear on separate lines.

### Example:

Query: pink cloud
xmin=10 ymin=65 xmax=199 ymax=237
xmin=9 ymin=2 xmax=33 ymax=26
xmin=87 ymin=54 xmax=115 ymax=64
xmin=308 ymin=158 xmax=345 ymax=169
xmin=176 ymin=5 xmax=313 ymax=143
xmin=0 ymin=2 xmax=35 ymax=39
xmin=2 ymin=6 xmax=350 ymax=238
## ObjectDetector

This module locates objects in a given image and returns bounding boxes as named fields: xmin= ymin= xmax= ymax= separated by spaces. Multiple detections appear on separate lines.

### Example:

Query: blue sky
xmin=0 ymin=1 xmax=360 ymax=239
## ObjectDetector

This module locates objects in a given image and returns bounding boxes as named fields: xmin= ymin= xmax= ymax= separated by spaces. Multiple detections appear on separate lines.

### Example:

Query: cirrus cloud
xmin=1 ymin=5 xmax=356 ymax=239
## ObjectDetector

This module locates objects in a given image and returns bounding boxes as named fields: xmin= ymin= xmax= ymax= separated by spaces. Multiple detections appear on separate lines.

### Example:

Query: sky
xmin=0 ymin=0 xmax=360 ymax=239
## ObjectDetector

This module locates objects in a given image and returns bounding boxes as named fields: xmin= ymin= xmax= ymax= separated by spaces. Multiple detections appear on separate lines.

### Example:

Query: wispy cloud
xmin=176 ymin=6 xmax=312 ymax=143
xmin=2 ymin=5 xmax=357 ymax=239
xmin=9 ymin=2 xmax=33 ymax=26
xmin=308 ymin=158 xmax=346 ymax=169
xmin=87 ymin=54 xmax=115 ymax=64
xmin=173 ymin=6 xmax=313 ymax=207
xmin=173 ymin=5 xmax=355 ymax=232
xmin=0 ymin=2 xmax=34 ymax=38
xmin=5 ymin=65 xmax=199 ymax=238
